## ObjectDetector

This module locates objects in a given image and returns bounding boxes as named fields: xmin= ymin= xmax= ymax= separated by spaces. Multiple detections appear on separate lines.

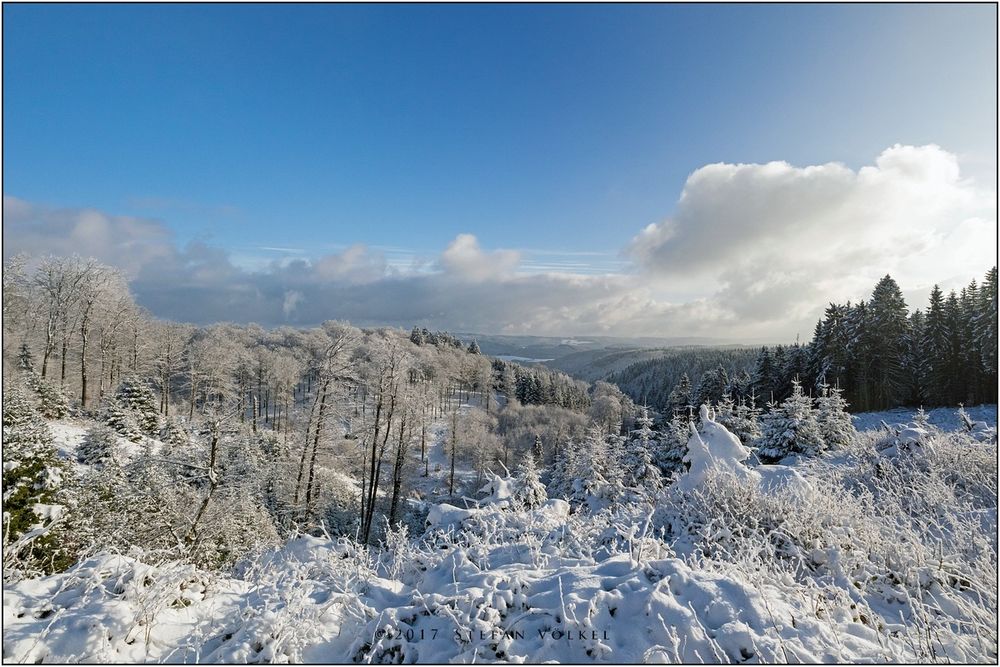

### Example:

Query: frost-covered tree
xmin=756 ymin=381 xmax=824 ymax=462
xmin=16 ymin=342 xmax=35 ymax=372
xmin=653 ymin=412 xmax=690 ymax=477
xmin=511 ymin=456 xmax=547 ymax=510
xmin=114 ymin=376 xmax=160 ymax=434
xmin=160 ymin=417 xmax=190 ymax=448
xmin=714 ymin=393 xmax=762 ymax=446
xmin=815 ymin=384 xmax=854 ymax=451
xmin=2 ymin=385 xmax=73 ymax=578
xmin=76 ymin=424 xmax=122 ymax=468
xmin=24 ymin=371 xmax=70 ymax=419
xmin=667 ymin=373 xmax=693 ymax=416
xmin=622 ymin=408 xmax=663 ymax=493
xmin=409 ymin=326 xmax=424 ymax=345
xmin=564 ymin=426 xmax=624 ymax=510
xmin=103 ymin=398 xmax=144 ymax=442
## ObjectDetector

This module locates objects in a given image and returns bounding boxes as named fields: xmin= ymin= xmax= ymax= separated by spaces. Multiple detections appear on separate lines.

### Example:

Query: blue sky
xmin=3 ymin=4 xmax=997 ymax=338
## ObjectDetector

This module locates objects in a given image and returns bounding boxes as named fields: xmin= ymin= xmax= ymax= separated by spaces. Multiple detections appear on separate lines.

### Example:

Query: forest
xmin=610 ymin=270 xmax=998 ymax=415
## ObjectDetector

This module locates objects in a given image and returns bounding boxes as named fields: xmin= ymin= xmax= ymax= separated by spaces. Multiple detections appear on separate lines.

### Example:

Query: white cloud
xmin=629 ymin=144 xmax=997 ymax=333
xmin=3 ymin=145 xmax=994 ymax=341
xmin=438 ymin=233 xmax=521 ymax=281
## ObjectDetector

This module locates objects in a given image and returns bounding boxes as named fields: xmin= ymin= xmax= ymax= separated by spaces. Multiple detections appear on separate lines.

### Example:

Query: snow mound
xmin=677 ymin=405 xmax=759 ymax=492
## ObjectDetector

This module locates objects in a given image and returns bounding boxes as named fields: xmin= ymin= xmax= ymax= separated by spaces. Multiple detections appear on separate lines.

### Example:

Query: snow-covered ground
xmin=852 ymin=404 xmax=997 ymax=432
xmin=2 ymin=529 xmax=907 ymax=664
xmin=4 ymin=404 xmax=995 ymax=663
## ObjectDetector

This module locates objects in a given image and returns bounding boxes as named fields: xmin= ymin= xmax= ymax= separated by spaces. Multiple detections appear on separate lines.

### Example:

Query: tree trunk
xmin=60 ymin=335 xmax=69 ymax=387
xmin=388 ymin=414 xmax=407 ymax=526
xmin=80 ymin=326 xmax=89 ymax=408
xmin=304 ymin=387 xmax=329 ymax=518
xmin=186 ymin=425 xmax=220 ymax=546
xmin=293 ymin=384 xmax=323 ymax=507
xmin=449 ymin=406 xmax=458 ymax=497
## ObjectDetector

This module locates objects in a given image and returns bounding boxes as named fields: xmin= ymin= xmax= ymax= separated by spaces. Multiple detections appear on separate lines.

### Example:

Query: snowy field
xmin=3 ymin=403 xmax=996 ymax=664
xmin=853 ymin=404 xmax=997 ymax=433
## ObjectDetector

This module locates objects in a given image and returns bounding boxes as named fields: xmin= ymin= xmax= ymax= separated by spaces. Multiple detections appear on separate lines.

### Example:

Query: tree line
xmin=612 ymin=269 xmax=997 ymax=415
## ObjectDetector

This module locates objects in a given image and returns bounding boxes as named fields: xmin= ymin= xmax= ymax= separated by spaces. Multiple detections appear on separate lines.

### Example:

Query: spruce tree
xmin=76 ymin=424 xmax=122 ymax=467
xmin=511 ymin=456 xmax=547 ymax=510
xmin=868 ymin=275 xmax=910 ymax=410
xmin=114 ymin=376 xmax=160 ymax=435
xmin=25 ymin=372 xmax=70 ymax=419
xmin=623 ymin=408 xmax=664 ymax=493
xmin=815 ymin=384 xmax=855 ymax=450
xmin=667 ymin=373 xmax=693 ymax=416
xmin=751 ymin=347 xmax=775 ymax=403
xmin=921 ymin=285 xmax=950 ymax=405
xmin=756 ymin=380 xmax=824 ymax=462
xmin=103 ymin=398 xmax=144 ymax=442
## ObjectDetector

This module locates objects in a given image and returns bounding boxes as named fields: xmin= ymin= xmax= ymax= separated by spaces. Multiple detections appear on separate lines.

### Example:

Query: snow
xmin=677 ymin=405 xmax=758 ymax=492
xmin=4 ymin=401 xmax=995 ymax=663
xmin=853 ymin=404 xmax=997 ymax=433
xmin=0 ymin=514 xmax=927 ymax=664
xmin=48 ymin=419 xmax=163 ymax=465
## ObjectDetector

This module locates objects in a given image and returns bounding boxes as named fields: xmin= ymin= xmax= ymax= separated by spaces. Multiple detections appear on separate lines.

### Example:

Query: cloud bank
xmin=4 ymin=145 xmax=995 ymax=341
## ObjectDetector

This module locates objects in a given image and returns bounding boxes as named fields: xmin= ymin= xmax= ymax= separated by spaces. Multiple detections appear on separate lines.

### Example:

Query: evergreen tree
xmin=103 ymin=398 xmax=144 ymax=442
xmin=943 ymin=291 xmax=965 ymax=405
xmin=653 ymin=413 xmax=690 ymax=477
xmin=912 ymin=407 xmax=931 ymax=429
xmin=867 ymin=275 xmax=910 ymax=410
xmin=16 ymin=343 xmax=35 ymax=372
xmin=114 ymin=377 xmax=160 ymax=435
xmin=623 ymin=409 xmax=663 ymax=494
xmin=844 ymin=301 xmax=874 ymax=411
xmin=750 ymin=347 xmax=776 ymax=403
xmin=467 ymin=340 xmax=481 ymax=355
xmin=160 ymin=417 xmax=190 ymax=448
xmin=409 ymin=326 xmax=424 ymax=345
xmin=715 ymin=393 xmax=762 ymax=445
xmin=778 ymin=344 xmax=809 ymax=400
xmin=511 ymin=456 xmax=547 ymax=510
xmin=756 ymin=380 xmax=824 ymax=462
xmin=975 ymin=267 xmax=998 ymax=391
xmin=694 ymin=365 xmax=728 ymax=407
xmin=667 ymin=373 xmax=693 ymax=416
xmin=815 ymin=384 xmax=854 ymax=451
xmin=25 ymin=372 xmax=70 ymax=419
xmin=2 ymin=385 xmax=74 ymax=578
xmin=76 ymin=424 xmax=122 ymax=468
xmin=921 ymin=285 xmax=951 ymax=406
xmin=900 ymin=309 xmax=926 ymax=406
